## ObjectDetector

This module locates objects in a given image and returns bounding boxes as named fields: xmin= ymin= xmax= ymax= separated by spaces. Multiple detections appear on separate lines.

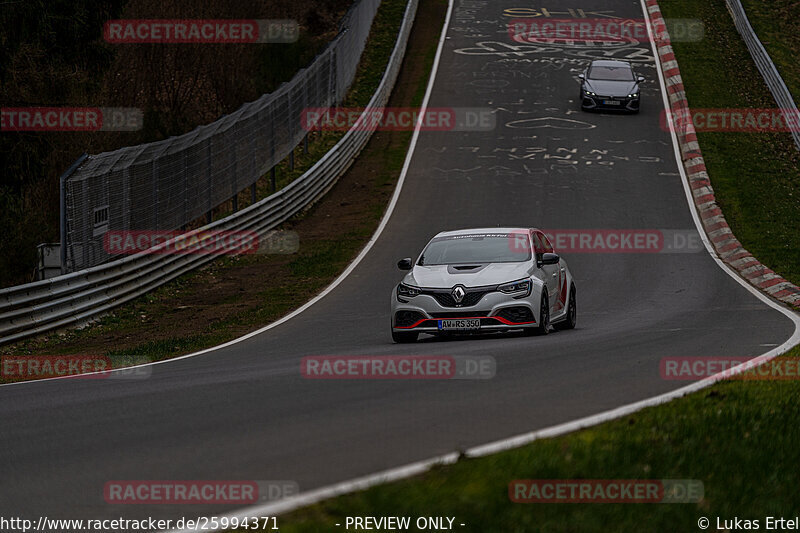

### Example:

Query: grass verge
xmin=737 ymin=0 xmax=800 ymax=103
xmin=657 ymin=0 xmax=800 ymax=286
xmin=0 ymin=0 xmax=447 ymax=380
xmin=241 ymin=348 xmax=800 ymax=533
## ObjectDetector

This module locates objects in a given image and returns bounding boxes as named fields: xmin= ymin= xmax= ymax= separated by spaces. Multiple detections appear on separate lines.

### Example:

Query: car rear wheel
xmin=392 ymin=330 xmax=418 ymax=343
xmin=554 ymin=285 xmax=576 ymax=331
xmin=526 ymin=294 xmax=550 ymax=336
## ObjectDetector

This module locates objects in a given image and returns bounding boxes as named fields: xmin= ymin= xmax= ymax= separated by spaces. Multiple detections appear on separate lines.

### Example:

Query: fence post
xmin=152 ymin=159 xmax=159 ymax=228
xmin=269 ymin=102 xmax=277 ymax=192
xmin=303 ymin=68 xmax=310 ymax=155
xmin=231 ymin=139 xmax=238 ymax=212
xmin=59 ymin=153 xmax=88 ymax=275
xmin=328 ymin=47 xmax=335 ymax=108
xmin=206 ymin=140 xmax=213 ymax=224
xmin=251 ymin=127 xmax=258 ymax=205
xmin=183 ymin=150 xmax=188 ymax=226
xmin=289 ymin=90 xmax=294 ymax=172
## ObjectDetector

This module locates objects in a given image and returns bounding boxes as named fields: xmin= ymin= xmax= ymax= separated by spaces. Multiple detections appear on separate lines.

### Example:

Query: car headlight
xmin=397 ymin=283 xmax=420 ymax=298
xmin=498 ymin=279 xmax=532 ymax=297
xmin=628 ymin=92 xmax=639 ymax=98
xmin=584 ymin=90 xmax=595 ymax=96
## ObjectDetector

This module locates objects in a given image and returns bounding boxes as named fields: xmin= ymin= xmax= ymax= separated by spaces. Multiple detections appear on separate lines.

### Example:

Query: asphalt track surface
xmin=1 ymin=0 xmax=796 ymax=525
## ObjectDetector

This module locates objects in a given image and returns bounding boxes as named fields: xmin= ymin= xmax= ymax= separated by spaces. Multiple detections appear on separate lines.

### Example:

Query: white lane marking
xmin=167 ymin=1 xmax=800 ymax=531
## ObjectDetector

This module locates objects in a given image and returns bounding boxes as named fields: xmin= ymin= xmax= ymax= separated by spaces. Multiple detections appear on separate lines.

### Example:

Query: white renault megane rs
xmin=390 ymin=228 xmax=577 ymax=343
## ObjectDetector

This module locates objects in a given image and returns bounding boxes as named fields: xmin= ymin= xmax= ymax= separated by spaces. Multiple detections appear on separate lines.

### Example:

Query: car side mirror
xmin=578 ymin=73 xmax=585 ymax=80
xmin=538 ymin=253 xmax=560 ymax=267
xmin=637 ymin=75 xmax=645 ymax=82
xmin=397 ymin=257 xmax=413 ymax=270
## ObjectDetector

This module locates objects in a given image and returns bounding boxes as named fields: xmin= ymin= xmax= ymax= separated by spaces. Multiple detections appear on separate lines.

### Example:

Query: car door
xmin=540 ymin=232 xmax=568 ymax=315
xmin=534 ymin=231 xmax=559 ymax=309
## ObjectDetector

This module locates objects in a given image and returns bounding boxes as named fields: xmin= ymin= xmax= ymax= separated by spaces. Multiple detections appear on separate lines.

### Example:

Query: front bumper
xmin=391 ymin=289 xmax=539 ymax=333
xmin=581 ymin=94 xmax=640 ymax=112
xmin=393 ymin=313 xmax=535 ymax=333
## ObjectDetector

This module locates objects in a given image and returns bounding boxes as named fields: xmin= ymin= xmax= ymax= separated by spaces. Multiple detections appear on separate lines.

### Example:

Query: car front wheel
xmin=554 ymin=285 xmax=576 ymax=331
xmin=526 ymin=294 xmax=550 ymax=336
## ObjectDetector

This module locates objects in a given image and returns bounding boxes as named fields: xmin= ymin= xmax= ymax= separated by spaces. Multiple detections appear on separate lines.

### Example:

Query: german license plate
xmin=438 ymin=318 xmax=481 ymax=331
xmin=604 ymin=100 xmax=621 ymax=105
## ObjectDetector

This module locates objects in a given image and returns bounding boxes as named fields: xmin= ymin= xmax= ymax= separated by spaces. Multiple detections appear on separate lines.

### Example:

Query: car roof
xmin=434 ymin=227 xmax=538 ymax=238
xmin=589 ymin=60 xmax=632 ymax=69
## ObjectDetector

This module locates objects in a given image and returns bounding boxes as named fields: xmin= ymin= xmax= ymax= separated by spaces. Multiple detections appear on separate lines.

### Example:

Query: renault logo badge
xmin=452 ymin=285 xmax=466 ymax=304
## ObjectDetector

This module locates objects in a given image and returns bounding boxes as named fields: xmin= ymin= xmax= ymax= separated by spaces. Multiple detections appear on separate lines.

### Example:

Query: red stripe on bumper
xmin=396 ymin=316 xmax=536 ymax=329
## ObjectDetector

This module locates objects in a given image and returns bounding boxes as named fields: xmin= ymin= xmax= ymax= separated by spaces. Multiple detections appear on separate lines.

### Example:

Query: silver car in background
xmin=390 ymin=228 xmax=577 ymax=343
xmin=579 ymin=59 xmax=644 ymax=113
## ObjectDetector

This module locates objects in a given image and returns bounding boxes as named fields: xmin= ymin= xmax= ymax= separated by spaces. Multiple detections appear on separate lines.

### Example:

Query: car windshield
xmin=418 ymin=233 xmax=530 ymax=265
xmin=588 ymin=65 xmax=634 ymax=81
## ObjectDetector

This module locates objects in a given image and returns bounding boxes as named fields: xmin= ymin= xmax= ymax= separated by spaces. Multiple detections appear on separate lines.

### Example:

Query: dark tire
xmin=526 ymin=294 xmax=550 ymax=336
xmin=392 ymin=330 xmax=418 ymax=343
xmin=554 ymin=285 xmax=577 ymax=331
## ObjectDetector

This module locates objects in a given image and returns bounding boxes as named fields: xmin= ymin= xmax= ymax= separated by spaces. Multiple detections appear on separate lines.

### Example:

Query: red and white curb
xmin=646 ymin=0 xmax=800 ymax=310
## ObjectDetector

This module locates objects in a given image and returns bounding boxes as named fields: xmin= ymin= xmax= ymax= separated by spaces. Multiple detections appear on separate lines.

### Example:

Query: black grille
xmin=430 ymin=311 xmax=490 ymax=318
xmin=495 ymin=306 xmax=535 ymax=323
xmin=394 ymin=310 xmax=426 ymax=327
xmin=421 ymin=286 xmax=496 ymax=308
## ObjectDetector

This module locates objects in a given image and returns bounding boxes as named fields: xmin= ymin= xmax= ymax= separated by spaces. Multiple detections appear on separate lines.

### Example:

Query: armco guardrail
xmin=0 ymin=0 xmax=419 ymax=345
xmin=726 ymin=0 xmax=800 ymax=151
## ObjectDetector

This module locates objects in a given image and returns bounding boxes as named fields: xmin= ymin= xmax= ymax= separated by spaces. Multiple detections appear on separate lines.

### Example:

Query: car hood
xmin=584 ymin=79 xmax=638 ymax=96
xmin=405 ymin=262 xmax=532 ymax=288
